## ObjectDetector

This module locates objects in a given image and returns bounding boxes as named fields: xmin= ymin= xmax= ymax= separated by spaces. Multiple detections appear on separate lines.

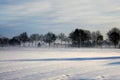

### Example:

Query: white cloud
xmin=1 ymin=0 xmax=120 ymax=24
xmin=0 ymin=0 xmax=120 ymax=37
xmin=49 ymin=0 xmax=120 ymax=25
xmin=0 ymin=0 xmax=52 ymax=20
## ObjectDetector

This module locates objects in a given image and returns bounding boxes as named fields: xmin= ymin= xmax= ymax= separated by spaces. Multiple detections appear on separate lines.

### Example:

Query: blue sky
xmin=0 ymin=0 xmax=120 ymax=38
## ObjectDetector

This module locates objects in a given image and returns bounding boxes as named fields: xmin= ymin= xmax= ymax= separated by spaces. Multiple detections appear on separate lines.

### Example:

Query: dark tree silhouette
xmin=19 ymin=32 xmax=29 ymax=46
xmin=43 ymin=32 xmax=56 ymax=47
xmin=107 ymin=28 xmax=120 ymax=48
xmin=69 ymin=29 xmax=91 ymax=47
xmin=30 ymin=34 xmax=40 ymax=47
xmin=91 ymin=32 xmax=97 ymax=46
xmin=1 ymin=27 xmax=120 ymax=48
xmin=69 ymin=29 xmax=81 ymax=47
xmin=97 ymin=34 xmax=103 ymax=47
xmin=9 ymin=36 xmax=20 ymax=46
xmin=0 ymin=37 xmax=9 ymax=47
xmin=0 ymin=36 xmax=2 ymax=46
xmin=82 ymin=30 xmax=91 ymax=47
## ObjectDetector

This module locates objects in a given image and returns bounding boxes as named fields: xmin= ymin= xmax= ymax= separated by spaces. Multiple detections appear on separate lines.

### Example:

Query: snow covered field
xmin=0 ymin=47 xmax=120 ymax=80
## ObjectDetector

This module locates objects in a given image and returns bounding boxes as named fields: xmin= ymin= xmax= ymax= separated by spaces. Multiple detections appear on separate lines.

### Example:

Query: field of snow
xmin=0 ymin=47 xmax=120 ymax=80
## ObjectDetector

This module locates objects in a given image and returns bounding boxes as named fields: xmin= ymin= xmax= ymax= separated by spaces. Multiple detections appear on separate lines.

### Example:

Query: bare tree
xmin=58 ymin=33 xmax=66 ymax=45
xmin=43 ymin=32 xmax=56 ymax=47
xmin=91 ymin=31 xmax=103 ymax=47
xmin=30 ymin=34 xmax=39 ymax=47
xmin=19 ymin=32 xmax=29 ymax=47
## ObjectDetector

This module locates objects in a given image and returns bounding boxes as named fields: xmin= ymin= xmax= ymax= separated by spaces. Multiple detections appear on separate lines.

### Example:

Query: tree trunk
xmin=61 ymin=40 xmax=62 ymax=45
xmin=77 ymin=41 xmax=80 ymax=48
xmin=49 ymin=42 xmax=50 ymax=47
xmin=115 ymin=44 xmax=117 ymax=48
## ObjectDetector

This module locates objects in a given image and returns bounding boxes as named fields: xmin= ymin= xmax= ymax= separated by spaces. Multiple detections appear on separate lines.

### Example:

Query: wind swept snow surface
xmin=0 ymin=48 xmax=120 ymax=80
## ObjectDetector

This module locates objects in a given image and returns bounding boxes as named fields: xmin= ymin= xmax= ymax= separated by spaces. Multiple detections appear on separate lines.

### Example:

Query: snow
xmin=0 ymin=47 xmax=120 ymax=80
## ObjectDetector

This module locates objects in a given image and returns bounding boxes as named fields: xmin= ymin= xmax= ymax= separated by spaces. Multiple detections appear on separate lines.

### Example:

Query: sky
xmin=0 ymin=0 xmax=120 ymax=38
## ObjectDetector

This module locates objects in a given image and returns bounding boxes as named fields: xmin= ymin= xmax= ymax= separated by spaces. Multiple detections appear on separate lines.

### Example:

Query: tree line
xmin=0 ymin=27 xmax=120 ymax=48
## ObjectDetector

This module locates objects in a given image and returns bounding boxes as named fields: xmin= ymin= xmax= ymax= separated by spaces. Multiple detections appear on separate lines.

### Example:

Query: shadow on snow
xmin=107 ymin=61 xmax=120 ymax=65
xmin=0 ymin=56 xmax=120 ymax=62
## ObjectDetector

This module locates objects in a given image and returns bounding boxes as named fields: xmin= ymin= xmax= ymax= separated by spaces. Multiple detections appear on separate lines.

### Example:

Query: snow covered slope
xmin=0 ymin=47 xmax=120 ymax=80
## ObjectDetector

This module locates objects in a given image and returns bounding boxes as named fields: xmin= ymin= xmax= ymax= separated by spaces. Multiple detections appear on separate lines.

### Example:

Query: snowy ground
xmin=0 ymin=47 xmax=120 ymax=80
